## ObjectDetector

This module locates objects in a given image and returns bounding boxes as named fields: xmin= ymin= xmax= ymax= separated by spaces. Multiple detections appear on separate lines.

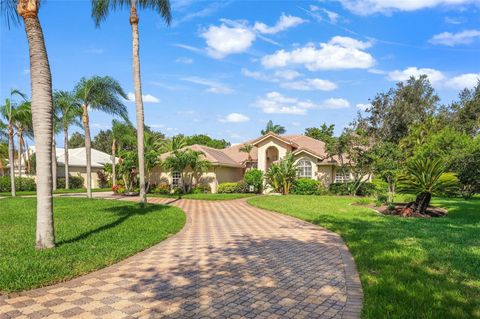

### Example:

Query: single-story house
xmin=151 ymin=132 xmax=352 ymax=193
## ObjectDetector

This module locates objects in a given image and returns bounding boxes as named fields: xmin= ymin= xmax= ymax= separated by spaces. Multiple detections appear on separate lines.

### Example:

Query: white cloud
xmin=280 ymin=78 xmax=337 ymax=91
xmin=261 ymin=36 xmax=375 ymax=71
xmin=182 ymin=76 xmax=234 ymax=94
xmin=445 ymin=73 xmax=480 ymax=89
xmin=444 ymin=16 xmax=466 ymax=24
xmin=336 ymin=0 xmax=480 ymax=15
xmin=429 ymin=29 xmax=480 ymax=46
xmin=254 ymin=92 xmax=348 ymax=115
xmin=201 ymin=23 xmax=256 ymax=59
xmin=274 ymin=70 xmax=302 ymax=80
xmin=253 ymin=13 xmax=306 ymax=34
xmin=356 ymin=103 xmax=370 ymax=111
xmin=241 ymin=68 xmax=274 ymax=82
xmin=387 ymin=67 xmax=446 ymax=85
xmin=176 ymin=57 xmax=194 ymax=64
xmin=241 ymin=68 xmax=302 ymax=82
xmin=218 ymin=113 xmax=250 ymax=123
xmin=127 ymin=92 xmax=160 ymax=103
xmin=173 ymin=43 xmax=203 ymax=53
xmin=321 ymin=98 xmax=350 ymax=109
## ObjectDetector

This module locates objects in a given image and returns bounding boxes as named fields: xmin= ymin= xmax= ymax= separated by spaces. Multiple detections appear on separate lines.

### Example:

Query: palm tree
xmin=2 ymin=1 xmax=56 ymax=249
xmin=239 ymin=143 xmax=254 ymax=162
xmin=111 ymin=119 xmax=136 ymax=186
xmin=399 ymin=158 xmax=458 ymax=215
xmin=261 ymin=120 xmax=286 ymax=135
xmin=13 ymin=100 xmax=32 ymax=181
xmin=91 ymin=0 xmax=172 ymax=205
xmin=54 ymin=91 xmax=82 ymax=189
xmin=266 ymin=153 xmax=296 ymax=194
xmin=0 ymin=90 xmax=27 ymax=196
xmin=0 ymin=142 xmax=8 ymax=176
xmin=160 ymin=135 xmax=186 ymax=153
xmin=74 ymin=76 xmax=128 ymax=198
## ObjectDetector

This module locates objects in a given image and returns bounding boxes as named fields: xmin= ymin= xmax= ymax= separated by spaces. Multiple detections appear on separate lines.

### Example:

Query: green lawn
xmin=0 ymin=188 xmax=112 ymax=197
xmin=0 ymin=197 xmax=185 ymax=293
xmin=248 ymin=195 xmax=480 ymax=319
xmin=148 ymin=193 xmax=256 ymax=201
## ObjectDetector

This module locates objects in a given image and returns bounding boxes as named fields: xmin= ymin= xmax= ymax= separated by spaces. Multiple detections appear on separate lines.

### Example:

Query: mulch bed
xmin=362 ymin=203 xmax=448 ymax=218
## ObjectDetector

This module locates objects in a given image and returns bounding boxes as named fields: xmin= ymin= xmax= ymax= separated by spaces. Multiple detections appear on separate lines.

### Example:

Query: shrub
xmin=151 ymin=183 xmax=170 ymax=194
xmin=376 ymin=193 xmax=388 ymax=204
xmin=218 ymin=182 xmax=239 ymax=193
xmin=235 ymin=180 xmax=249 ymax=193
xmin=329 ymin=182 xmax=376 ymax=196
xmin=56 ymin=176 xmax=85 ymax=189
xmin=192 ymin=184 xmax=211 ymax=194
xmin=244 ymin=169 xmax=263 ymax=193
xmin=0 ymin=176 xmax=36 ymax=192
xmin=112 ymin=185 xmax=125 ymax=194
xmin=355 ymin=197 xmax=372 ymax=205
xmin=96 ymin=170 xmax=109 ymax=188
xmin=292 ymin=178 xmax=320 ymax=195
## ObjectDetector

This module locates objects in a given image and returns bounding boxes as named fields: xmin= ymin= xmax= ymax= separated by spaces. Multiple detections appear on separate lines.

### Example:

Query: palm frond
xmin=0 ymin=0 xmax=20 ymax=29
xmin=91 ymin=0 xmax=171 ymax=26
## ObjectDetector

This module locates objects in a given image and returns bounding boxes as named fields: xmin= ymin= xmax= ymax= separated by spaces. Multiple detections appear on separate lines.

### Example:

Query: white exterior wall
xmin=257 ymin=138 xmax=292 ymax=173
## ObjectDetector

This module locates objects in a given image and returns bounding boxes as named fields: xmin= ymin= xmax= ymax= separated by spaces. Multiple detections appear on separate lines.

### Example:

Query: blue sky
xmin=2 ymin=0 xmax=480 ymax=146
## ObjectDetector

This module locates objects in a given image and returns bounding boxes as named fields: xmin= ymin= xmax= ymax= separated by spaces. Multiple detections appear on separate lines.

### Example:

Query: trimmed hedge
xmin=0 ymin=176 xmax=36 ymax=192
xmin=56 ymin=176 xmax=84 ymax=189
xmin=329 ymin=182 xmax=376 ymax=196
xmin=292 ymin=178 xmax=328 ymax=195
xmin=218 ymin=182 xmax=249 ymax=194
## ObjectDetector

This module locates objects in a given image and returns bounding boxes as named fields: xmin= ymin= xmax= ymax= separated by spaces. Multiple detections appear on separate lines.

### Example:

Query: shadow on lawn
xmin=57 ymin=203 xmax=169 ymax=246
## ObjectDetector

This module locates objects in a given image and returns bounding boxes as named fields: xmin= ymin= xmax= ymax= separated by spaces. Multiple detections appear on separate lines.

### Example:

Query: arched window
xmin=297 ymin=159 xmax=313 ymax=178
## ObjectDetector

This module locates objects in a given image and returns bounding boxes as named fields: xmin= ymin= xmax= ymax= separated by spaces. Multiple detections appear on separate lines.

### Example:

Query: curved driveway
xmin=1 ymin=196 xmax=362 ymax=319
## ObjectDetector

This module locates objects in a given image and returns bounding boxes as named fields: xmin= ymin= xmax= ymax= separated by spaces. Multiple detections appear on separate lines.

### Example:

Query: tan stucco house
xmin=152 ymin=132 xmax=351 ymax=193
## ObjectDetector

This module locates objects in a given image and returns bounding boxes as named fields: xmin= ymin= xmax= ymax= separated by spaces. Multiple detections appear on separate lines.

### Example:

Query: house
xmin=151 ymin=132 xmax=351 ymax=193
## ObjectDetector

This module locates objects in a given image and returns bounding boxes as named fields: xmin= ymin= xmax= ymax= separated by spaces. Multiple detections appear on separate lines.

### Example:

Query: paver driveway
xmin=0 ymin=196 xmax=362 ymax=319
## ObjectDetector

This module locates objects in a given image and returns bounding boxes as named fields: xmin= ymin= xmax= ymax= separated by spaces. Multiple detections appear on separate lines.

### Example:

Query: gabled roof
xmin=250 ymin=132 xmax=299 ymax=147
xmin=160 ymin=144 xmax=243 ymax=168
xmin=57 ymin=147 xmax=113 ymax=168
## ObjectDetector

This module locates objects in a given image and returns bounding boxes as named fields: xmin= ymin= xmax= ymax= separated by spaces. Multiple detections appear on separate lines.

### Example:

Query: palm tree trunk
xmin=18 ymin=128 xmax=23 ymax=180
xmin=8 ymin=124 xmax=16 ymax=196
xmin=82 ymin=104 xmax=92 ymax=198
xmin=112 ymin=138 xmax=116 ymax=186
xmin=52 ymin=135 xmax=57 ymax=190
xmin=18 ymin=1 xmax=55 ymax=249
xmin=130 ymin=3 xmax=146 ymax=205
xmin=64 ymin=126 xmax=69 ymax=189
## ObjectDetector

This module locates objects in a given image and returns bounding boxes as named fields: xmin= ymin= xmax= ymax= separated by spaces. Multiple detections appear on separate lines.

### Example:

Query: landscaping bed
xmin=0 ymin=197 xmax=185 ymax=293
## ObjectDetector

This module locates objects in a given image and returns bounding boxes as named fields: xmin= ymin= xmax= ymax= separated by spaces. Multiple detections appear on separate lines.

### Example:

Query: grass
xmin=248 ymin=195 xmax=480 ymax=319
xmin=0 ymin=197 xmax=185 ymax=293
xmin=148 ymin=193 xmax=256 ymax=201
xmin=0 ymin=188 xmax=112 ymax=197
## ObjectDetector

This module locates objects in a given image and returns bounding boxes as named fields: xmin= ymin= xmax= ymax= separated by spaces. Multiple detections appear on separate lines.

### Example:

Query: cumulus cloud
xmin=218 ymin=113 xmax=250 ymax=123
xmin=387 ymin=67 xmax=446 ymax=85
xmin=241 ymin=68 xmax=273 ymax=82
xmin=445 ymin=73 xmax=480 ymax=90
xmin=429 ymin=29 xmax=480 ymax=46
xmin=201 ymin=23 xmax=256 ymax=59
xmin=274 ymin=70 xmax=302 ymax=80
xmin=182 ymin=76 xmax=234 ymax=94
xmin=261 ymin=36 xmax=375 ymax=71
xmin=280 ymin=78 xmax=337 ymax=91
xmin=336 ymin=0 xmax=479 ymax=15
xmin=254 ymin=92 xmax=349 ymax=115
xmin=127 ymin=92 xmax=160 ymax=103
xmin=253 ymin=13 xmax=306 ymax=34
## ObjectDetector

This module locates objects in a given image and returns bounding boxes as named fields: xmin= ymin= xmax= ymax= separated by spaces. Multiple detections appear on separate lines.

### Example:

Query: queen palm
xmin=2 ymin=1 xmax=55 ymax=249
xmin=54 ymin=91 xmax=82 ymax=189
xmin=160 ymin=135 xmax=186 ymax=153
xmin=261 ymin=120 xmax=286 ymax=135
xmin=91 ymin=0 xmax=172 ymax=205
xmin=74 ymin=76 xmax=128 ymax=198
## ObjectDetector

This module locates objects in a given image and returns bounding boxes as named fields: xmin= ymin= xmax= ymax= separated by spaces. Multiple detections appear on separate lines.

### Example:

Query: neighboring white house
xmin=151 ymin=132 xmax=354 ymax=193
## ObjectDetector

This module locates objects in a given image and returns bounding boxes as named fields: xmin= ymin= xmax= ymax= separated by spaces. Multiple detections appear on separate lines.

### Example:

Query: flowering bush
xmin=112 ymin=185 xmax=125 ymax=194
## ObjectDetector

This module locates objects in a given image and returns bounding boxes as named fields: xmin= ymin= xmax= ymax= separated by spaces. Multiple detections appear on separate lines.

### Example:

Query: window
xmin=172 ymin=172 xmax=181 ymax=187
xmin=335 ymin=171 xmax=350 ymax=183
xmin=297 ymin=160 xmax=313 ymax=178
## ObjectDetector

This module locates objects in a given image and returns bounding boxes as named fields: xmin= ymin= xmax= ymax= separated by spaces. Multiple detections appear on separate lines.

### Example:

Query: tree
xmin=265 ymin=153 xmax=296 ymax=194
xmin=184 ymin=134 xmax=230 ymax=149
xmin=363 ymin=75 xmax=439 ymax=143
xmin=74 ymin=76 xmax=128 ymax=198
xmin=3 ymin=0 xmax=56 ymax=248
xmin=162 ymin=149 xmax=209 ymax=194
xmin=454 ymin=141 xmax=480 ymax=199
xmin=116 ymin=150 xmax=138 ymax=193
xmin=160 ymin=135 xmax=186 ymax=153
xmin=1 ymin=89 xmax=27 ymax=196
xmin=371 ymin=142 xmax=403 ymax=203
xmin=244 ymin=169 xmax=263 ymax=193
xmin=91 ymin=0 xmax=172 ymax=206
xmin=261 ymin=120 xmax=286 ymax=135
xmin=447 ymin=81 xmax=480 ymax=136
xmin=399 ymin=158 xmax=458 ymax=215
xmin=239 ymin=143 xmax=254 ymax=162
xmin=13 ymin=100 xmax=32 ymax=181
xmin=143 ymin=130 xmax=163 ymax=192
xmin=111 ymin=120 xmax=136 ymax=186
xmin=68 ymin=132 xmax=85 ymax=148
xmin=0 ymin=142 xmax=8 ymax=176
xmin=91 ymin=129 xmax=114 ymax=154
xmin=54 ymin=91 xmax=82 ymax=189
xmin=305 ymin=124 xmax=335 ymax=143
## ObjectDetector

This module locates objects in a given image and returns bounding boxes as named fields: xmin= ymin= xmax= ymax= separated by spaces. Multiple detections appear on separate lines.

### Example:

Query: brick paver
xmin=0 ymin=196 xmax=363 ymax=318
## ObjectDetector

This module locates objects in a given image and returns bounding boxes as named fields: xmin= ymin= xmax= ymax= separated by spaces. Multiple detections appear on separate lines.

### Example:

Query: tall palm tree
xmin=13 ymin=100 xmax=32 ymax=181
xmin=2 ymin=0 xmax=56 ymax=248
xmin=261 ymin=120 xmax=286 ymax=135
xmin=74 ymin=76 xmax=128 ymax=198
xmin=0 ymin=90 xmax=26 ymax=196
xmin=160 ymin=135 xmax=186 ymax=153
xmin=54 ymin=91 xmax=82 ymax=189
xmin=111 ymin=119 xmax=136 ymax=186
xmin=91 ymin=0 xmax=172 ymax=205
